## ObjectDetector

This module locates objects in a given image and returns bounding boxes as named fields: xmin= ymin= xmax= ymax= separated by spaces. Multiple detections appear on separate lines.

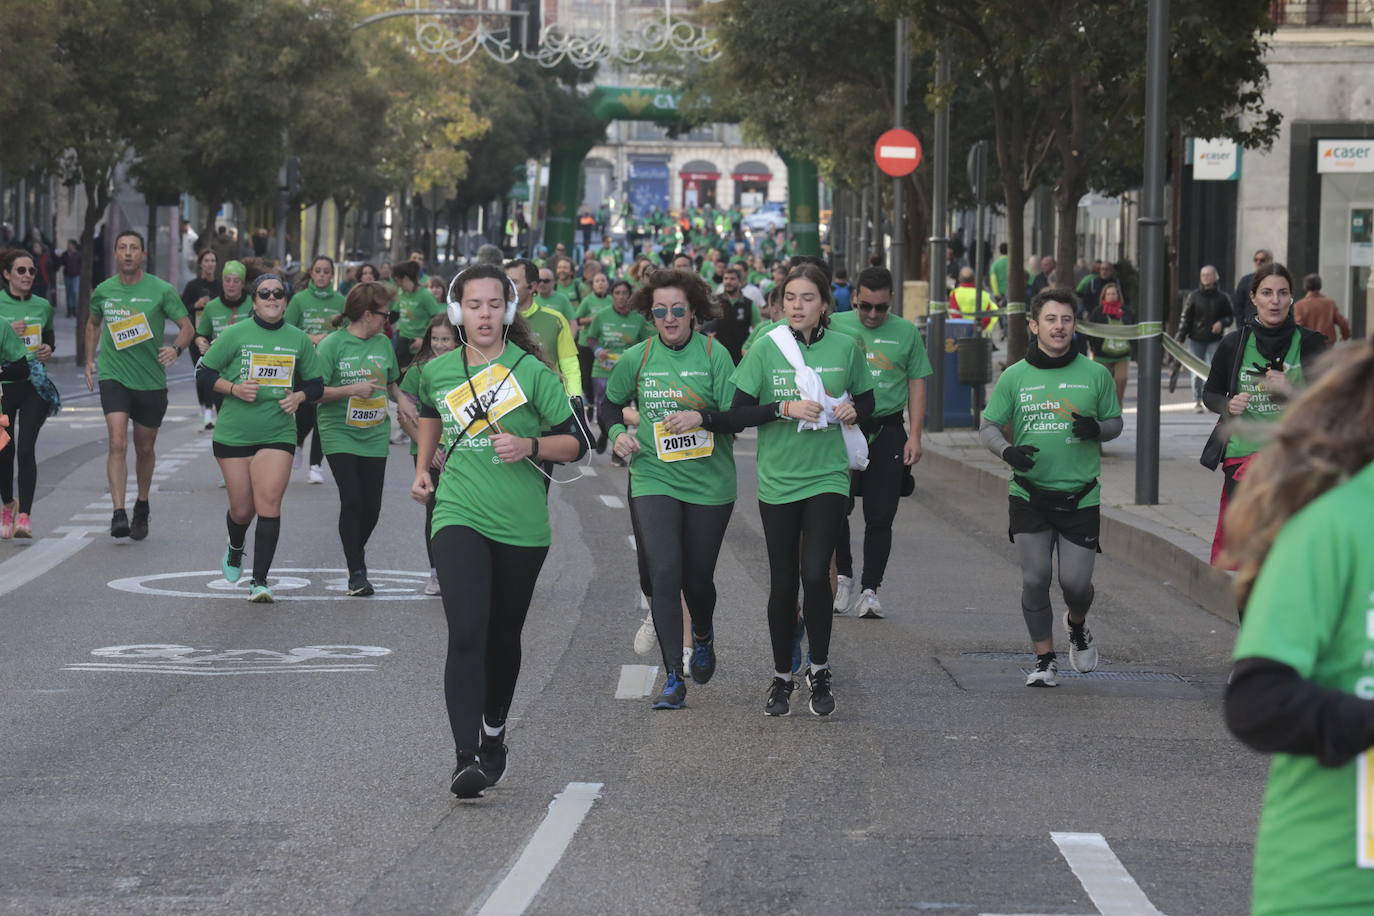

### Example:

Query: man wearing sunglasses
xmin=828 ymin=266 xmax=932 ymax=619
xmin=85 ymin=230 xmax=195 ymax=541
xmin=533 ymin=268 xmax=575 ymax=324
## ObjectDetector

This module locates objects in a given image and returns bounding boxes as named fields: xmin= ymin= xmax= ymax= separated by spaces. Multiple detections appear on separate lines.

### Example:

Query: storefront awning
xmin=680 ymin=171 xmax=720 ymax=181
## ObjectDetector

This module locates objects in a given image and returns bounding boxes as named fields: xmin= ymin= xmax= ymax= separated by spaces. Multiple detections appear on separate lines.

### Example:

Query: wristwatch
xmin=529 ymin=437 xmax=540 ymax=459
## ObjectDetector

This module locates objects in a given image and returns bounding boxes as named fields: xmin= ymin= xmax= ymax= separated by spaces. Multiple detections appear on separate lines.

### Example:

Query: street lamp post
xmin=1135 ymin=0 xmax=1169 ymax=505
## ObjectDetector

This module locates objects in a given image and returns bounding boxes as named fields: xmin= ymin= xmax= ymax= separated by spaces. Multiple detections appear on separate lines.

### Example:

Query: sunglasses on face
xmin=256 ymin=288 xmax=286 ymax=300
xmin=651 ymin=305 xmax=689 ymax=319
xmin=369 ymin=310 xmax=390 ymax=318
xmin=11 ymin=266 xmax=34 ymax=275
xmin=856 ymin=302 xmax=889 ymax=313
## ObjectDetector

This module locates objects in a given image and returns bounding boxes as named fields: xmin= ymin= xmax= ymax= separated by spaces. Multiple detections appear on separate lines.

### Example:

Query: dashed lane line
xmin=598 ymin=494 xmax=624 ymax=509
xmin=614 ymin=665 xmax=658 ymax=699
xmin=473 ymin=782 xmax=604 ymax=916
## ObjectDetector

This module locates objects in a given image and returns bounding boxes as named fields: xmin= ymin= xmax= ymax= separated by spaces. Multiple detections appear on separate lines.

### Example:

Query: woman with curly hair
xmin=1224 ymin=341 xmax=1374 ymax=915
xmin=602 ymin=268 xmax=735 ymax=710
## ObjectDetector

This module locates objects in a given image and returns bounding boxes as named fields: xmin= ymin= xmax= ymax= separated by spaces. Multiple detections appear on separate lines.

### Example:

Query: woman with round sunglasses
xmin=0 ymin=248 xmax=53 ymax=538
xmin=603 ymin=268 xmax=737 ymax=710
xmin=315 ymin=281 xmax=412 ymax=597
xmin=197 ymin=273 xmax=325 ymax=603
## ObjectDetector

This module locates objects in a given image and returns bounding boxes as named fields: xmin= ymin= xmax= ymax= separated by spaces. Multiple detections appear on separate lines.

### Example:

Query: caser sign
xmin=1317 ymin=140 xmax=1374 ymax=173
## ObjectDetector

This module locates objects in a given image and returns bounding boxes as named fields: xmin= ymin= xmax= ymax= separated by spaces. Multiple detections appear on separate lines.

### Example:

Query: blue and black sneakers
xmin=689 ymin=632 xmax=716 ymax=684
xmin=652 ymin=670 xmax=687 ymax=710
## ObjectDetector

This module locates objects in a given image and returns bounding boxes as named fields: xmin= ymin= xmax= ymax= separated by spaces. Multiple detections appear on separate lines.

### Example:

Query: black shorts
xmin=213 ymin=442 xmax=296 ymax=459
xmin=99 ymin=380 xmax=169 ymax=429
xmin=1008 ymin=496 xmax=1101 ymax=552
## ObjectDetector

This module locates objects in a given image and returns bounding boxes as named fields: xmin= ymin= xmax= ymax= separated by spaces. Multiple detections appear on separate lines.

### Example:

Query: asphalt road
xmin=0 ymin=374 xmax=1266 ymax=915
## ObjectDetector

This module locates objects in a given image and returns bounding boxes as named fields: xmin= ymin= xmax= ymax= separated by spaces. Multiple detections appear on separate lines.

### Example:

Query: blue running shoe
xmin=689 ymin=632 xmax=716 ymax=684
xmin=221 ymin=540 xmax=244 ymax=584
xmin=652 ymin=671 xmax=687 ymax=709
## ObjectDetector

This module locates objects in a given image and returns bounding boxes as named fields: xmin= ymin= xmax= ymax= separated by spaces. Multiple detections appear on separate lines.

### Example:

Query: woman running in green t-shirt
xmin=287 ymin=256 xmax=346 ymax=483
xmin=315 ymin=282 xmax=412 ymax=597
xmin=0 ymin=248 xmax=54 ymax=539
xmin=410 ymin=264 xmax=588 ymax=798
xmin=727 ymin=261 xmax=875 ymax=717
xmin=603 ymin=268 xmax=738 ymax=710
xmin=197 ymin=273 xmax=325 ymax=603
xmin=398 ymin=314 xmax=458 ymax=597
xmin=1225 ymin=341 xmax=1374 ymax=916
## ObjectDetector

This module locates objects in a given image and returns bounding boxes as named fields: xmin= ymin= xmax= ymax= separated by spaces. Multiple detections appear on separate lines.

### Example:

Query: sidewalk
xmin=921 ymin=360 xmax=1238 ymax=622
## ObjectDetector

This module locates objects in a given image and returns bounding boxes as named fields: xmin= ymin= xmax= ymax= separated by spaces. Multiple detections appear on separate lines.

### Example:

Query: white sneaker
xmin=855 ymin=588 xmax=884 ymax=619
xmin=1194 ymin=399 xmax=1204 ymax=414
xmin=424 ymin=570 xmax=441 ymax=596
xmin=1065 ymin=612 xmax=1099 ymax=672
xmin=633 ymin=613 xmax=657 ymax=656
xmin=833 ymin=574 xmax=854 ymax=614
xmin=202 ymin=407 xmax=215 ymax=429
xmin=308 ymin=465 xmax=324 ymax=484
xmin=1025 ymin=656 xmax=1059 ymax=687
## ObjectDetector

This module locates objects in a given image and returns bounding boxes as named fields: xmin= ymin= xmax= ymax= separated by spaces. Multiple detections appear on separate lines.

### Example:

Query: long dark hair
xmin=449 ymin=263 xmax=545 ymax=365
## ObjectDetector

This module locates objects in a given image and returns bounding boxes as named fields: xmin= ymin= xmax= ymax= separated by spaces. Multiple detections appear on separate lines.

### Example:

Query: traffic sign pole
xmin=891 ymin=19 xmax=909 ymax=315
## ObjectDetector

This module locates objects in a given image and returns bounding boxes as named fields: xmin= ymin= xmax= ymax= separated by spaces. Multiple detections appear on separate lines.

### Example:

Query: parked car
xmin=743 ymin=202 xmax=787 ymax=234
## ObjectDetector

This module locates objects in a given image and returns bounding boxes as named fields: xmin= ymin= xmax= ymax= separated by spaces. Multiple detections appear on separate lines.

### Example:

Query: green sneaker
xmin=248 ymin=580 xmax=274 ymax=603
xmin=221 ymin=541 xmax=244 ymax=584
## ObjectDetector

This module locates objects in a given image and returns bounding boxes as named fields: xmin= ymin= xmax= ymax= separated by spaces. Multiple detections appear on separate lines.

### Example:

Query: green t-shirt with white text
xmin=575 ymin=293 xmax=614 ymax=347
xmin=982 ymin=354 xmax=1121 ymax=508
xmin=729 ymin=326 xmax=873 ymax=504
xmin=90 ymin=272 xmax=188 ymax=390
xmin=416 ymin=344 xmax=573 ymax=547
xmin=285 ymin=286 xmax=346 ymax=337
xmin=0 ymin=289 xmax=53 ymax=362
xmin=1233 ymin=461 xmax=1374 ymax=916
xmin=315 ymin=329 xmax=400 ymax=458
xmin=1226 ymin=330 xmax=1303 ymax=459
xmin=587 ymin=308 xmax=652 ymax=378
xmin=394 ymin=286 xmax=442 ymax=339
xmin=829 ymin=311 xmax=932 ymax=420
xmin=606 ymin=334 xmax=737 ymax=505
xmin=196 ymin=296 xmax=251 ymax=341
xmin=201 ymin=318 xmax=324 ymax=447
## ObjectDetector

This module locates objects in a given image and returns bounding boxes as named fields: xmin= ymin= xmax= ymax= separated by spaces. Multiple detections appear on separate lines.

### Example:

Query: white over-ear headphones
xmin=448 ymin=267 xmax=519 ymax=327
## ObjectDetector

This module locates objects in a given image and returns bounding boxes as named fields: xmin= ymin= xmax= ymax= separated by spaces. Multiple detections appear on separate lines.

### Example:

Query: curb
xmin=921 ymin=444 xmax=1239 ymax=625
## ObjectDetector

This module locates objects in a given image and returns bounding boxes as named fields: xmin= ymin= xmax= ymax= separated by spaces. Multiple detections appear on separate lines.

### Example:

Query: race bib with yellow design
xmin=248 ymin=352 xmax=296 ymax=387
xmin=443 ymin=363 xmax=528 ymax=438
xmin=346 ymin=396 xmax=387 ymax=428
xmin=1358 ymin=752 xmax=1374 ymax=868
xmin=20 ymin=324 xmax=41 ymax=353
xmin=599 ymin=351 xmax=622 ymax=371
xmin=653 ymin=421 xmax=714 ymax=462
xmin=109 ymin=313 xmax=153 ymax=350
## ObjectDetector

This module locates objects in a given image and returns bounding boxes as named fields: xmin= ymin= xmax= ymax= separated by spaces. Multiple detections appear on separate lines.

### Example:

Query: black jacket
xmin=1201 ymin=318 xmax=1328 ymax=416
xmin=1178 ymin=286 xmax=1232 ymax=343
xmin=1232 ymin=273 xmax=1256 ymax=327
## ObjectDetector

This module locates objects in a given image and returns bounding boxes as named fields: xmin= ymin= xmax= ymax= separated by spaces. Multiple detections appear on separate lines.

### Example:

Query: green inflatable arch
xmin=543 ymin=86 xmax=820 ymax=256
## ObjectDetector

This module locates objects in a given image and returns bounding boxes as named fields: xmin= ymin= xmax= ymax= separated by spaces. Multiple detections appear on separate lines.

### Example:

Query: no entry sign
xmin=874 ymin=129 xmax=922 ymax=177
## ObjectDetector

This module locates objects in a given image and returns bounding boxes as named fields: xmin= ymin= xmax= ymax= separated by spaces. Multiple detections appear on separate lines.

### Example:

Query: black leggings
xmin=835 ymin=423 xmax=905 ymax=590
xmin=295 ymin=402 xmax=324 ymax=467
xmin=758 ymin=493 xmax=847 ymax=673
xmin=324 ymin=453 xmax=387 ymax=574
xmin=411 ymin=455 xmax=436 ymax=568
xmin=0 ymin=381 xmax=49 ymax=513
xmin=433 ymin=525 xmax=548 ymax=755
xmin=631 ymin=495 xmax=733 ymax=674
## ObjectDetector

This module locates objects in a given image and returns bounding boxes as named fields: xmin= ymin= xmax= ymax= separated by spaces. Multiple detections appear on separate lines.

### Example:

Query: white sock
xmin=810 ymin=662 xmax=830 ymax=675
xmin=774 ymin=669 xmax=792 ymax=681
xmin=482 ymin=719 xmax=504 ymax=737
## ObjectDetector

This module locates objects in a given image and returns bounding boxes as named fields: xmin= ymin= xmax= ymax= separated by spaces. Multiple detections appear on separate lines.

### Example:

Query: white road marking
xmin=50 ymin=525 xmax=107 ymax=537
xmin=474 ymin=781 xmax=604 ymax=916
xmin=85 ymin=501 xmax=111 ymax=510
xmin=638 ymin=592 xmax=648 ymax=611
xmin=0 ymin=536 xmax=93 ymax=597
xmin=70 ymin=514 xmax=113 ymax=521
xmin=107 ymin=568 xmax=436 ymax=602
xmin=1049 ymin=832 xmax=1164 ymax=916
xmin=598 ymin=494 xmax=624 ymax=509
xmin=615 ymin=664 xmax=658 ymax=699
xmin=627 ymin=535 xmax=636 ymax=550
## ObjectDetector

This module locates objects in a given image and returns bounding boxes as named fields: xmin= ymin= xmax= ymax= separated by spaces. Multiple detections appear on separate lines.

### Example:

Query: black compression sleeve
xmin=0 ymin=358 xmax=29 ymax=382
xmin=1225 ymin=657 xmax=1374 ymax=767
xmin=601 ymin=398 xmax=626 ymax=431
xmin=852 ymin=389 xmax=875 ymax=423
xmin=725 ymin=389 xmax=780 ymax=429
xmin=419 ymin=404 xmax=441 ymax=420
xmin=42 ymin=327 xmax=55 ymax=351
xmin=297 ymin=376 xmax=324 ymax=403
xmin=196 ymin=364 xmax=222 ymax=389
xmin=548 ymin=412 xmax=589 ymax=462
xmin=697 ymin=409 xmax=740 ymax=434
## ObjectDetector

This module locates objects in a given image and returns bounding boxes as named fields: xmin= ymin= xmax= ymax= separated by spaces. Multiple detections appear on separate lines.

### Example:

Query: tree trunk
xmin=75 ymin=177 xmax=111 ymax=366
xmin=146 ymin=204 xmax=158 ymax=277
xmin=1003 ymin=183 xmax=1029 ymax=364
xmin=1054 ymin=183 xmax=1081 ymax=313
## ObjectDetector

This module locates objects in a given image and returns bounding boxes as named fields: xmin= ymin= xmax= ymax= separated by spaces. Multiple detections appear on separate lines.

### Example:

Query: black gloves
xmin=1071 ymin=412 xmax=1101 ymax=441
xmin=1247 ymin=357 xmax=1285 ymax=377
xmin=1002 ymin=444 xmax=1039 ymax=471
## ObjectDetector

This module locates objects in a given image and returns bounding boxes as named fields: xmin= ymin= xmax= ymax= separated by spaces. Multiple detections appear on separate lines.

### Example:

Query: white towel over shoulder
xmin=766 ymin=325 xmax=868 ymax=470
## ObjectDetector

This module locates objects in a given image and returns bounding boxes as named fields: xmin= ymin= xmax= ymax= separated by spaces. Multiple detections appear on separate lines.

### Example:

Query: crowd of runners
xmin=6 ymin=225 xmax=1374 ymax=912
